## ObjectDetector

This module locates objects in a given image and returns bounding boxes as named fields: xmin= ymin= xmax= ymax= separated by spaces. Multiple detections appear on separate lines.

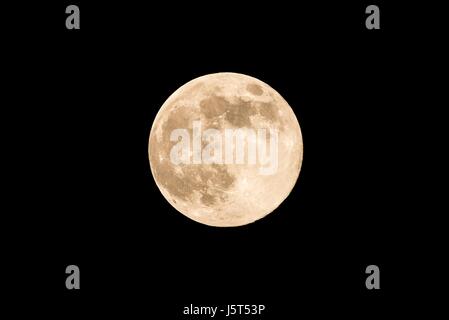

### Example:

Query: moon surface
xmin=149 ymin=73 xmax=303 ymax=227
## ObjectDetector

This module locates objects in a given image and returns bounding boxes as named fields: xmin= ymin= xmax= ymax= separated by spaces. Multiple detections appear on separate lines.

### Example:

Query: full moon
xmin=149 ymin=73 xmax=303 ymax=227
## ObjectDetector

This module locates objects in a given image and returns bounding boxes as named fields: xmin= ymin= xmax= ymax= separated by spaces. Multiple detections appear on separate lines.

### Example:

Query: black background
xmin=4 ymin=0 xmax=437 ymax=318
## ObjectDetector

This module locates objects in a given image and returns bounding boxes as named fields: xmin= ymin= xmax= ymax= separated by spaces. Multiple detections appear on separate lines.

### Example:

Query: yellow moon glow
xmin=149 ymin=73 xmax=303 ymax=227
